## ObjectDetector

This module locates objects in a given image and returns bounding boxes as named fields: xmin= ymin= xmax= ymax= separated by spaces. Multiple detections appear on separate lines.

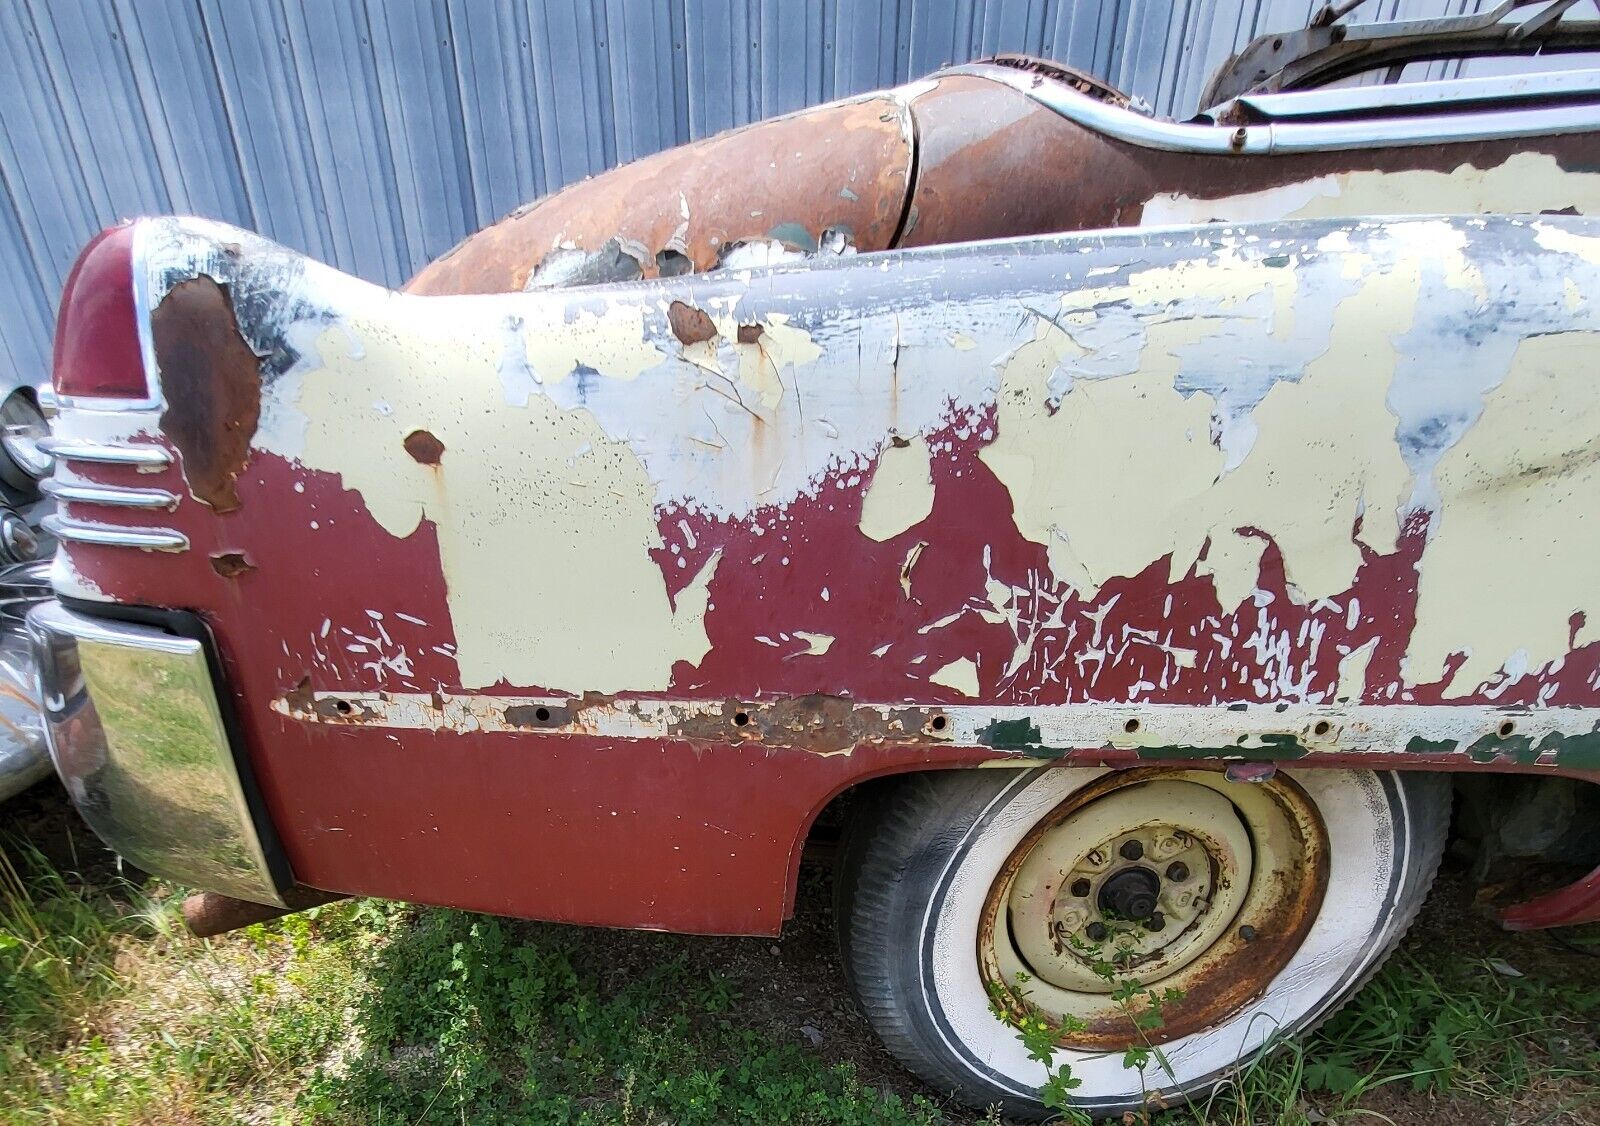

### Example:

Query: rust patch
xmin=900 ymin=72 xmax=1600 ymax=249
xmin=668 ymin=301 xmax=717 ymax=346
xmin=403 ymin=429 xmax=445 ymax=465
xmin=208 ymin=551 xmax=255 ymax=578
xmin=736 ymin=324 xmax=764 ymax=344
xmin=153 ymin=275 xmax=262 ymax=513
xmin=283 ymin=676 xmax=315 ymax=715
xmin=403 ymin=95 xmax=913 ymax=295
xmin=666 ymin=695 xmax=947 ymax=754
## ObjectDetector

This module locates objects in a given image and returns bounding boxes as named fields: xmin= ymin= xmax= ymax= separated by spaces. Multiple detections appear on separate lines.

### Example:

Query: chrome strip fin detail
xmin=1232 ymin=69 xmax=1600 ymax=120
xmin=39 ymin=438 xmax=172 ymax=467
xmin=42 ymin=479 xmax=180 ymax=510
xmin=43 ymin=515 xmax=188 ymax=552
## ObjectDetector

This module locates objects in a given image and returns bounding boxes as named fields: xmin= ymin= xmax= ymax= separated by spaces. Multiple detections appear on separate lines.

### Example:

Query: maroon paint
xmin=56 ymin=391 xmax=1600 ymax=933
xmin=1498 ymin=864 xmax=1600 ymax=930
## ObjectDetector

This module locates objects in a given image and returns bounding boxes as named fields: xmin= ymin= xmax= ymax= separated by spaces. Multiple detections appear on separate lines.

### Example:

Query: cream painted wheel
xmin=983 ymin=771 xmax=1326 ymax=1048
xmin=836 ymin=767 xmax=1449 ymax=1119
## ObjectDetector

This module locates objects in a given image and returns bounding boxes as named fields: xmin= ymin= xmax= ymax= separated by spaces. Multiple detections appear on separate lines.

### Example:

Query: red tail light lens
xmin=53 ymin=223 xmax=148 ymax=401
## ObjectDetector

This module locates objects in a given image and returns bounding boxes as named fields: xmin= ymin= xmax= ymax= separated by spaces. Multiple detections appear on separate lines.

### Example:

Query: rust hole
xmin=1313 ymin=720 xmax=1331 ymax=737
xmin=535 ymin=706 xmax=551 ymax=722
xmin=333 ymin=699 xmax=353 ymax=716
xmin=1123 ymin=718 xmax=1140 ymax=734
xmin=1499 ymin=720 xmax=1516 ymax=737
xmin=209 ymin=551 xmax=255 ymax=578
xmin=668 ymin=300 xmax=717 ymax=345
xmin=733 ymin=711 xmax=751 ymax=727
xmin=404 ymin=429 xmax=445 ymax=465
xmin=931 ymin=715 xmax=947 ymax=731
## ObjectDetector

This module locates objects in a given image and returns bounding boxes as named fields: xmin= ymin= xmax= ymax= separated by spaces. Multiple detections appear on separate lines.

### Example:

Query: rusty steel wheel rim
xmin=978 ymin=767 xmax=1329 ymax=1051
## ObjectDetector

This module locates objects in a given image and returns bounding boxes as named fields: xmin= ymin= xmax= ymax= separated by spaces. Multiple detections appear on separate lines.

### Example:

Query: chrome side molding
xmin=42 ymin=478 xmax=180 ymax=510
xmin=42 ymin=515 xmax=188 ymax=552
xmin=39 ymin=438 xmax=172 ymax=467
xmin=948 ymin=61 xmax=1600 ymax=153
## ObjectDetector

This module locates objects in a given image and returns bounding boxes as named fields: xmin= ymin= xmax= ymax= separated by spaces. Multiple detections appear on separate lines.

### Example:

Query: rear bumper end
xmin=0 ymin=560 xmax=56 ymax=801
xmin=26 ymin=600 xmax=287 ymax=906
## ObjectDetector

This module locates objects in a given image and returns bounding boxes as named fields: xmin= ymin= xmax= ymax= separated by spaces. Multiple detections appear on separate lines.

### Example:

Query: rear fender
xmin=44 ymin=213 xmax=1600 ymax=931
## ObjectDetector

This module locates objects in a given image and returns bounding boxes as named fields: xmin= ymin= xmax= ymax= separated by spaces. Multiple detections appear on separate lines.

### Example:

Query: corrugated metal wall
xmin=0 ymin=0 xmax=1487 ymax=387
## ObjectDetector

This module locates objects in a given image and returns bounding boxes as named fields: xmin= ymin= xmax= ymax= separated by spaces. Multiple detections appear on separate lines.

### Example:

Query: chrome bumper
xmin=0 ymin=624 xmax=48 ymax=800
xmin=0 ymin=560 xmax=53 ymax=801
xmin=27 ymin=601 xmax=286 ymax=906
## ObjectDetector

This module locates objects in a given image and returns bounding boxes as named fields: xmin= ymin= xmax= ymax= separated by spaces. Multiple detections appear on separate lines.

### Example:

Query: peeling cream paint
xmin=1140 ymin=152 xmax=1600 ymax=226
xmin=930 ymin=657 xmax=980 ymax=696
xmin=267 ymin=313 xmax=717 ymax=693
xmin=859 ymin=436 xmax=935 ymax=541
xmin=980 ymin=229 xmax=1413 ymax=610
xmin=1336 ymin=639 xmax=1379 ymax=703
xmin=792 ymin=631 xmax=835 ymax=656
xmin=1405 ymin=331 xmax=1600 ymax=696
xmin=127 ymin=213 xmax=1600 ymax=704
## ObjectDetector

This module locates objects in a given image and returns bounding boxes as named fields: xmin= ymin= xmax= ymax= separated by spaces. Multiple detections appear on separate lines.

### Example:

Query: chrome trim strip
xmin=43 ymin=515 xmax=188 ymax=552
xmin=39 ymin=438 xmax=172 ymax=467
xmin=1233 ymin=69 xmax=1600 ymax=120
xmin=945 ymin=62 xmax=1600 ymax=152
xmin=27 ymin=601 xmax=286 ymax=906
xmin=42 ymin=478 xmax=180 ymax=510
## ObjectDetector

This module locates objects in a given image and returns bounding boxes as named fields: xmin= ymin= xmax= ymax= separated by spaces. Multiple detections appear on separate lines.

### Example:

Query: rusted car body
xmin=28 ymin=16 xmax=1600 ymax=1114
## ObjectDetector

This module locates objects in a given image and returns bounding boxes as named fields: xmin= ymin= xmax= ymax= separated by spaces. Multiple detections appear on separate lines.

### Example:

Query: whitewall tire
xmin=835 ymin=766 xmax=1449 ymax=1119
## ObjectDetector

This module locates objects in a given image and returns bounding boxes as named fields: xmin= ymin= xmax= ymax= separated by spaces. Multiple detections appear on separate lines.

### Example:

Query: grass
xmin=1 ymin=816 xmax=1596 ymax=1125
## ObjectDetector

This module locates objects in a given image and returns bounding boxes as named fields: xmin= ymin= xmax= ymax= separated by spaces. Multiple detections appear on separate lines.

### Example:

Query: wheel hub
xmin=979 ymin=769 xmax=1329 ymax=1048
xmin=1097 ymin=865 xmax=1160 ymax=921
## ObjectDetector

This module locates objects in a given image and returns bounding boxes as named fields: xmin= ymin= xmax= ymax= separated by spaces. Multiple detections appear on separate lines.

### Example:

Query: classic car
xmin=27 ymin=3 xmax=1600 ymax=1118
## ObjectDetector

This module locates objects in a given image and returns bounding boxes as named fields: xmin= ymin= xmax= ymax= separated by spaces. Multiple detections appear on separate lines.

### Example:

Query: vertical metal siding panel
xmin=111 ymin=0 xmax=252 ymax=226
xmin=908 ymin=0 xmax=977 ymax=75
xmin=758 ymin=0 xmax=826 ymax=117
xmin=973 ymin=0 xmax=1048 ymax=57
xmin=683 ymin=0 xmax=751 ymax=137
xmin=197 ymin=0 xmax=335 ymax=262
xmin=443 ymin=0 xmax=544 ymax=229
xmin=526 ymin=0 xmax=616 ymax=185
xmin=0 ymin=2 xmax=102 ymax=300
xmin=275 ymin=0 xmax=408 ymax=283
xmin=605 ymin=0 xmax=682 ymax=164
xmin=25 ymin=0 xmax=171 ymax=222
xmin=364 ymin=0 xmax=476 ymax=275
xmin=0 ymin=171 xmax=53 ymax=386
xmin=1045 ymin=0 xmax=1117 ymax=78
xmin=832 ymin=0 xmax=900 ymax=96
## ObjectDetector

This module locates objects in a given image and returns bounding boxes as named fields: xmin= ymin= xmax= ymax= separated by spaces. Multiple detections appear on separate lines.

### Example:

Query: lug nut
xmin=1070 ymin=878 xmax=1091 ymax=897
xmin=1166 ymin=861 xmax=1189 ymax=882
xmin=1119 ymin=839 xmax=1144 ymax=861
xmin=1239 ymin=924 xmax=1257 ymax=942
xmin=1085 ymin=921 xmax=1108 ymax=943
xmin=1145 ymin=912 xmax=1165 ymax=933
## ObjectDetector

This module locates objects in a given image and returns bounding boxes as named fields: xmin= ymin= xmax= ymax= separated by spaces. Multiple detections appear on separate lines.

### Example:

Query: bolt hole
xmin=535 ymin=706 xmax=551 ymax=722
xmin=1123 ymin=718 xmax=1140 ymax=733
xmin=931 ymin=715 xmax=947 ymax=731
xmin=1313 ymin=720 xmax=1331 ymax=736
xmin=733 ymin=711 xmax=750 ymax=727
xmin=1498 ymin=720 xmax=1515 ymax=737
xmin=333 ymin=699 xmax=353 ymax=716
